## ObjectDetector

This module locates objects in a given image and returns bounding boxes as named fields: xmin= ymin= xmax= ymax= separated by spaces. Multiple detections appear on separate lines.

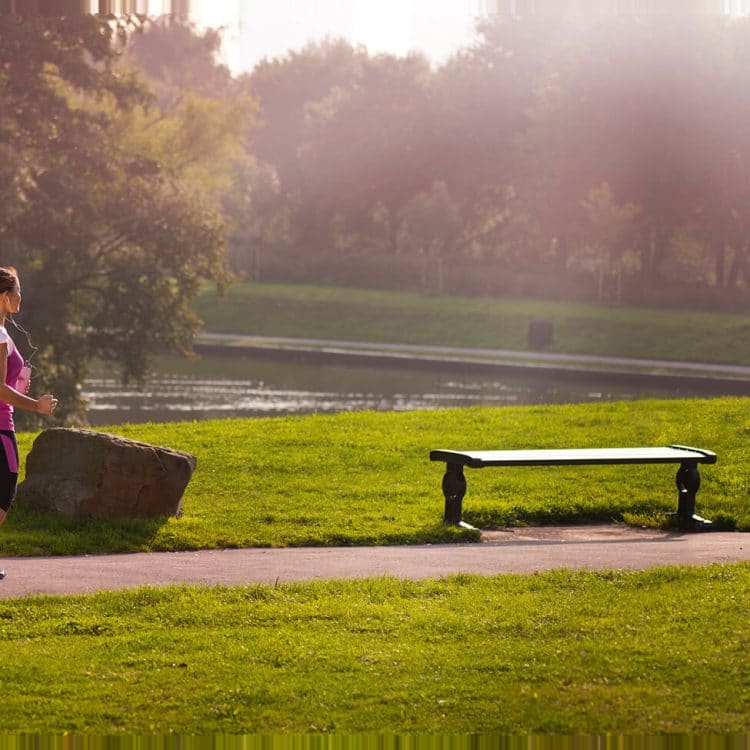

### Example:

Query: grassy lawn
xmin=0 ymin=565 xmax=748 ymax=734
xmin=2 ymin=399 xmax=749 ymax=736
xmin=194 ymin=282 xmax=750 ymax=366
xmin=4 ymin=397 xmax=750 ymax=556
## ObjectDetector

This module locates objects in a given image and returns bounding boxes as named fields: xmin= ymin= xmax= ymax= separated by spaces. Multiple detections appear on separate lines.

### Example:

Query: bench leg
xmin=442 ymin=462 xmax=466 ymax=526
xmin=675 ymin=462 xmax=713 ymax=530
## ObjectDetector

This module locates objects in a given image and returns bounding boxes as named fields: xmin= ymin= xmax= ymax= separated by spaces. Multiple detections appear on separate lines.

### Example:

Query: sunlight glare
xmin=353 ymin=0 xmax=411 ymax=56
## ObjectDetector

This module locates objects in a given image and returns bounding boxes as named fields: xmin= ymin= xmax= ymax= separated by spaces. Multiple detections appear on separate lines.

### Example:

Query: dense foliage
xmin=231 ymin=13 xmax=750 ymax=306
xmin=0 ymin=14 xmax=240 ymax=421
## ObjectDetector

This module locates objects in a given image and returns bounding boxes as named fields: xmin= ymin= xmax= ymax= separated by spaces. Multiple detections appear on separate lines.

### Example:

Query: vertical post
xmin=442 ymin=462 xmax=466 ymax=525
xmin=675 ymin=461 xmax=712 ymax=530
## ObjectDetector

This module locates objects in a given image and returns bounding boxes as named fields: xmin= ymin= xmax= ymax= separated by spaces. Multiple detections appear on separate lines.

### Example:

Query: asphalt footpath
xmin=0 ymin=525 xmax=747 ymax=599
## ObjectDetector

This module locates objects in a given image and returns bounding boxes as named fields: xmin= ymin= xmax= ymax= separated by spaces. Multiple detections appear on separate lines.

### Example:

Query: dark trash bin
xmin=528 ymin=319 xmax=553 ymax=349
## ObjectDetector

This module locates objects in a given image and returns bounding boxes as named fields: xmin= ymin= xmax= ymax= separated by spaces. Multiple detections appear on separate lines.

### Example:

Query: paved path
xmin=0 ymin=526 xmax=747 ymax=599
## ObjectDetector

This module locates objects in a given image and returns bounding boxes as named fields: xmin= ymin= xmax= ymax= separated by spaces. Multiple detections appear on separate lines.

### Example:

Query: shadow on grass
xmin=279 ymin=522 xmax=481 ymax=548
xmin=0 ymin=507 xmax=172 ymax=557
xmin=465 ymin=503 xmax=741 ymax=532
xmin=0 ymin=512 xmax=482 ymax=557
xmin=657 ymin=512 xmax=737 ymax=532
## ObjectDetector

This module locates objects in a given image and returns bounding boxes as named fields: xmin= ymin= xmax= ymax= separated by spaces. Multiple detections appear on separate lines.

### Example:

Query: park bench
xmin=429 ymin=445 xmax=717 ymax=531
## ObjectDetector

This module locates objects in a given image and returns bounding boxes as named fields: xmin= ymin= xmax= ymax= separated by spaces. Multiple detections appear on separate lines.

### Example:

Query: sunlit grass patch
xmin=4 ymin=397 xmax=749 ymax=556
xmin=0 ymin=564 xmax=747 ymax=734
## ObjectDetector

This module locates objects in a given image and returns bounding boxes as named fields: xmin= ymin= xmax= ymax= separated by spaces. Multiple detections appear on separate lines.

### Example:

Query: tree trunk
xmin=727 ymin=244 xmax=747 ymax=289
xmin=638 ymin=227 xmax=654 ymax=283
xmin=714 ymin=235 xmax=727 ymax=288
xmin=727 ymin=249 xmax=739 ymax=289
xmin=555 ymin=235 xmax=569 ymax=271
xmin=741 ymin=243 xmax=750 ymax=287
xmin=650 ymin=225 xmax=670 ymax=284
xmin=424 ymin=243 xmax=443 ymax=296
xmin=251 ymin=246 xmax=261 ymax=282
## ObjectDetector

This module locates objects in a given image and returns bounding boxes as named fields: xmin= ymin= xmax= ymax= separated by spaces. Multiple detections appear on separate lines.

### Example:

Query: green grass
xmin=194 ymin=282 xmax=750 ymax=366
xmin=4 ymin=397 xmax=750 ymax=556
xmin=0 ymin=565 xmax=748 ymax=734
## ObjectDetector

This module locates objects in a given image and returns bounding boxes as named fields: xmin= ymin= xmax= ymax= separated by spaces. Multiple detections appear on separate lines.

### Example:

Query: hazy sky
xmin=189 ymin=1 xmax=750 ymax=74
xmin=191 ymin=0 xmax=481 ymax=73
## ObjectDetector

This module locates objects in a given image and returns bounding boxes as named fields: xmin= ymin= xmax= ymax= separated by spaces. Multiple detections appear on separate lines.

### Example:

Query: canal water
xmin=81 ymin=351 xmax=718 ymax=426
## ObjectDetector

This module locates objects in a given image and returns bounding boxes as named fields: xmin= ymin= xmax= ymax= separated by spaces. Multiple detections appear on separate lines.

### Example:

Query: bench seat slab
xmin=430 ymin=445 xmax=716 ymax=468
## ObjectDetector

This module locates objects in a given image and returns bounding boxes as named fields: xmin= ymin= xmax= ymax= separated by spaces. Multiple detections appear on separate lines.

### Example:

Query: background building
xmin=0 ymin=0 xmax=195 ymax=15
xmin=485 ymin=0 xmax=735 ymax=15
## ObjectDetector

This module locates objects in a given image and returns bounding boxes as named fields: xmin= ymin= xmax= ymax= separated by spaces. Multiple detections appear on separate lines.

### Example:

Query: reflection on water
xmin=82 ymin=352 xmax=691 ymax=425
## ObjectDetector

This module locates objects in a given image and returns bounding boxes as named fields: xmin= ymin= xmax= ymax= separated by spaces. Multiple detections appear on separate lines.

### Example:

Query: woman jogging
xmin=0 ymin=267 xmax=58 ymax=580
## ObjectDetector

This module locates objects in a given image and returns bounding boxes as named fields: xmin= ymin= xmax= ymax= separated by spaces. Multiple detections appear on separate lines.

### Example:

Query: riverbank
xmin=194 ymin=332 xmax=750 ymax=395
xmin=193 ymin=282 xmax=750 ymax=366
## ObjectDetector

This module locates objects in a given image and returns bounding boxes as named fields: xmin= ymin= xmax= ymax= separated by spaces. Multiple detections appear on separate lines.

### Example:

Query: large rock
xmin=16 ymin=428 xmax=196 ymax=519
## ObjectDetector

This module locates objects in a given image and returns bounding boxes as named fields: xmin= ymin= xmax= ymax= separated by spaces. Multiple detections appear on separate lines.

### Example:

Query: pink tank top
xmin=0 ymin=327 xmax=24 ymax=431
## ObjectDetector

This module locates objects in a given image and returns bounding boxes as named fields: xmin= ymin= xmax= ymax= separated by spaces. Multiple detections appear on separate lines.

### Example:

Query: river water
xmin=81 ymin=351 xmax=718 ymax=426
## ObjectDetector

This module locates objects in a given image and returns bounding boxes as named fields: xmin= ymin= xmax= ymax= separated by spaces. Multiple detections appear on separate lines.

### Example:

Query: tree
xmin=297 ymin=52 xmax=435 ymax=253
xmin=124 ymin=16 xmax=235 ymax=108
xmin=245 ymin=38 xmax=364 ymax=197
xmin=221 ymin=161 xmax=294 ymax=279
xmin=397 ymin=181 xmax=462 ymax=295
xmin=433 ymin=14 xmax=551 ymax=203
xmin=429 ymin=13 xmax=585 ymax=276
xmin=123 ymin=15 xmax=258 ymax=205
xmin=547 ymin=15 xmax=730 ymax=287
xmin=126 ymin=16 xmax=263 ymax=279
xmin=578 ymin=182 xmax=641 ymax=303
xmin=0 ymin=13 xmax=229 ymax=423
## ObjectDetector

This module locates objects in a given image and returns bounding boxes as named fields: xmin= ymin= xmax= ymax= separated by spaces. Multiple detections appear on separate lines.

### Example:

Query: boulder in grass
xmin=16 ymin=428 xmax=196 ymax=519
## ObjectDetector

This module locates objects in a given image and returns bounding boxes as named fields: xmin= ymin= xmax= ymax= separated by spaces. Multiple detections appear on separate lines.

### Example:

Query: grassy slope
xmin=194 ymin=282 xmax=750 ymax=365
xmin=4 ymin=397 xmax=750 ymax=556
xmin=1 ymin=565 xmax=748 ymax=734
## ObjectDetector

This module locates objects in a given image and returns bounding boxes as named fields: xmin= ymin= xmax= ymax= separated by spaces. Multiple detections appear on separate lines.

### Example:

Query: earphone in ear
xmin=7 ymin=315 xmax=39 ymax=377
